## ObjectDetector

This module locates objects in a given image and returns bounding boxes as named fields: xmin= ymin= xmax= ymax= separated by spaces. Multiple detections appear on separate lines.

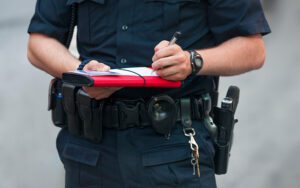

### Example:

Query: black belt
xmin=101 ymin=97 xmax=206 ymax=130
xmin=62 ymin=83 xmax=212 ymax=142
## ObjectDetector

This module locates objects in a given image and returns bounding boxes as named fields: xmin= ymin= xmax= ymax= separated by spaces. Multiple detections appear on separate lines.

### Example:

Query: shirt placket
xmin=116 ymin=1 xmax=134 ymax=67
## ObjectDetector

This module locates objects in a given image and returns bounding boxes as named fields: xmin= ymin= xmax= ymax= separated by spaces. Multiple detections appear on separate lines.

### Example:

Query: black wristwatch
xmin=189 ymin=50 xmax=203 ymax=75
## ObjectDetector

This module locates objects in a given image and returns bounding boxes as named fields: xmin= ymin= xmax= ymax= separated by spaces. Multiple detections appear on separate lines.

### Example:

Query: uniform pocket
xmin=194 ymin=120 xmax=216 ymax=169
xmin=142 ymin=0 xmax=201 ymax=39
xmin=66 ymin=0 xmax=107 ymax=44
xmin=142 ymin=143 xmax=190 ymax=167
xmin=62 ymin=143 xmax=101 ymax=187
xmin=142 ymin=142 xmax=198 ymax=186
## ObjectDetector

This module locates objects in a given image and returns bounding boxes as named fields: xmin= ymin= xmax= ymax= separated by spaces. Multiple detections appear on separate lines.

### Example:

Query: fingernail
xmin=103 ymin=66 xmax=110 ymax=71
xmin=151 ymin=65 xmax=156 ymax=70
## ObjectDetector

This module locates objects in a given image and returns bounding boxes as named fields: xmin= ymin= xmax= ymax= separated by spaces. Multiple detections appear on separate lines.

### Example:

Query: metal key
xmin=191 ymin=153 xmax=197 ymax=175
xmin=184 ymin=128 xmax=201 ymax=177
xmin=193 ymin=149 xmax=200 ymax=177
xmin=190 ymin=136 xmax=200 ymax=177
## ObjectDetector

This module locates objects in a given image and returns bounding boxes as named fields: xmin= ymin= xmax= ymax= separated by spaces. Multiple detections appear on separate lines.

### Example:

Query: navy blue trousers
xmin=56 ymin=120 xmax=217 ymax=188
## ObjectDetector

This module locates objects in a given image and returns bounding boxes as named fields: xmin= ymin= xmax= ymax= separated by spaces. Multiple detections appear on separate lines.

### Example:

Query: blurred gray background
xmin=0 ymin=0 xmax=299 ymax=187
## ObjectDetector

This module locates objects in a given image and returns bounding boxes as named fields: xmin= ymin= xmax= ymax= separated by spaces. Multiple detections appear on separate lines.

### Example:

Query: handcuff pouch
xmin=148 ymin=95 xmax=177 ymax=135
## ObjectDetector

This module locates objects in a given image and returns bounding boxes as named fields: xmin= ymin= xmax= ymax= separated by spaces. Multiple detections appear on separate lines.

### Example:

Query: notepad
xmin=62 ymin=67 xmax=181 ymax=88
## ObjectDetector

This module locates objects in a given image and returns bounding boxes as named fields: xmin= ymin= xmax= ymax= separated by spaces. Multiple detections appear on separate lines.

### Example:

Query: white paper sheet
xmin=73 ymin=67 xmax=158 ymax=76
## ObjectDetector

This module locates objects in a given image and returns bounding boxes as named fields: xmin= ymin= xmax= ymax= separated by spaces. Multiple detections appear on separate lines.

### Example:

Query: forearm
xmin=197 ymin=34 xmax=266 ymax=76
xmin=27 ymin=33 xmax=80 ymax=78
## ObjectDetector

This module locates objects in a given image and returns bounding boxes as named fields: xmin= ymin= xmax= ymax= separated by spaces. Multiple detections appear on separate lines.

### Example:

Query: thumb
xmin=84 ymin=60 xmax=110 ymax=71
xmin=154 ymin=40 xmax=169 ymax=52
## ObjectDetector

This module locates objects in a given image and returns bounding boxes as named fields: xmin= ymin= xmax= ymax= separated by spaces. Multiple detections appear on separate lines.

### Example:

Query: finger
xmin=163 ymin=72 xmax=186 ymax=81
xmin=94 ymin=87 xmax=122 ymax=100
xmin=154 ymin=40 xmax=169 ymax=52
xmin=84 ymin=60 xmax=110 ymax=71
xmin=152 ymin=50 xmax=186 ymax=70
xmin=82 ymin=87 xmax=98 ymax=98
xmin=156 ymin=60 xmax=190 ymax=80
xmin=152 ymin=56 xmax=179 ymax=71
xmin=156 ymin=65 xmax=179 ymax=78
xmin=152 ymin=41 xmax=169 ymax=62
xmin=110 ymin=87 xmax=122 ymax=92
xmin=83 ymin=87 xmax=122 ymax=100
xmin=152 ymin=44 xmax=182 ymax=62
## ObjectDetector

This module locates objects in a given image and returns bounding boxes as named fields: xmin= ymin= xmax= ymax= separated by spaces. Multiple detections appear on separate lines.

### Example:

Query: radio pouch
xmin=48 ymin=78 xmax=67 ymax=127
xmin=62 ymin=83 xmax=82 ymax=136
xmin=213 ymin=107 xmax=235 ymax=175
xmin=76 ymin=90 xmax=103 ymax=143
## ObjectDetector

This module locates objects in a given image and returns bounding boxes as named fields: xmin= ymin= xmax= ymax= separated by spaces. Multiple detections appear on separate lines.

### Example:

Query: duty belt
xmin=102 ymin=98 xmax=205 ymax=130
xmin=61 ymin=83 xmax=211 ymax=142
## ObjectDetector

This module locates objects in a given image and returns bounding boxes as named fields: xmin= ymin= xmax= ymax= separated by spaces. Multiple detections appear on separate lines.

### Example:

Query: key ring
xmin=183 ymin=127 xmax=196 ymax=137
xmin=189 ymin=134 xmax=199 ymax=151
xmin=183 ymin=128 xmax=198 ymax=151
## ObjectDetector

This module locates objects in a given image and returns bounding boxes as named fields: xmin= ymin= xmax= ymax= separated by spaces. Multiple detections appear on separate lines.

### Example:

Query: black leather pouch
xmin=77 ymin=90 xmax=103 ymax=143
xmin=48 ymin=78 xmax=67 ymax=127
xmin=62 ymin=83 xmax=82 ymax=136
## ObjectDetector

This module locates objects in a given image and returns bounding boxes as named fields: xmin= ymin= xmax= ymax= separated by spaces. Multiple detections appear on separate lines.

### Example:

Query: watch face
xmin=190 ymin=50 xmax=203 ymax=75
xmin=195 ymin=58 xmax=203 ymax=67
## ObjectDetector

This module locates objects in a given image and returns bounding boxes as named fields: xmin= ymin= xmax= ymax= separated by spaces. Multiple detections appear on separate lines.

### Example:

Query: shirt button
xmin=120 ymin=58 xmax=127 ymax=64
xmin=122 ymin=25 xmax=128 ymax=31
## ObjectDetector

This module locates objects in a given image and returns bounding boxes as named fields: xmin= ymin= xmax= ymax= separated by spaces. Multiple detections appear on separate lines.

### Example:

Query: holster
xmin=62 ymin=83 xmax=82 ymax=136
xmin=76 ymin=90 xmax=103 ymax=143
xmin=48 ymin=78 xmax=67 ymax=127
xmin=213 ymin=107 xmax=235 ymax=175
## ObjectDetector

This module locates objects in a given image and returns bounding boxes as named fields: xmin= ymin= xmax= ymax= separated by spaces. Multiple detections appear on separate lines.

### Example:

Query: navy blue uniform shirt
xmin=28 ymin=0 xmax=270 ymax=99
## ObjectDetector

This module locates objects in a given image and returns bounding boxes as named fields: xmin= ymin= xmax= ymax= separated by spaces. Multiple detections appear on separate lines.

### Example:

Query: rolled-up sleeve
xmin=207 ymin=0 xmax=271 ymax=44
xmin=28 ymin=0 xmax=71 ymax=44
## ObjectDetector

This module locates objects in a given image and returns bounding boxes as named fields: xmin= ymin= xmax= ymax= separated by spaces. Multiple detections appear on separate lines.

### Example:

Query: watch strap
xmin=77 ymin=59 xmax=92 ymax=70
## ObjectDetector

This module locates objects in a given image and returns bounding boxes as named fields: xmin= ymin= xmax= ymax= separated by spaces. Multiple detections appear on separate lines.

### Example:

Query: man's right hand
xmin=83 ymin=60 xmax=122 ymax=100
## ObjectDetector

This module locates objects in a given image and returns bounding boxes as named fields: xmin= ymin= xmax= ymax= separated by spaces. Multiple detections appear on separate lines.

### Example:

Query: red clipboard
xmin=62 ymin=67 xmax=181 ymax=88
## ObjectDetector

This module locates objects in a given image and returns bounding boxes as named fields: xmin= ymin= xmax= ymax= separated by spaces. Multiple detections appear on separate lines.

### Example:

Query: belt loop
xmin=103 ymin=104 xmax=119 ymax=129
xmin=202 ymin=93 xmax=212 ymax=116
xmin=191 ymin=97 xmax=202 ymax=120
xmin=180 ymin=98 xmax=192 ymax=129
xmin=139 ymin=102 xmax=151 ymax=127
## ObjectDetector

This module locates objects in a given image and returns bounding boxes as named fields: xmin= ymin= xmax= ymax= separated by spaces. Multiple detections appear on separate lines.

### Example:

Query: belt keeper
xmin=138 ymin=103 xmax=151 ymax=127
xmin=116 ymin=101 xmax=140 ymax=129
xmin=180 ymin=98 xmax=192 ymax=128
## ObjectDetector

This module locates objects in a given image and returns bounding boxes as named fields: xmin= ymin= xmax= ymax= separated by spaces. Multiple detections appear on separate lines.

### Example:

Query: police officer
xmin=27 ymin=0 xmax=270 ymax=187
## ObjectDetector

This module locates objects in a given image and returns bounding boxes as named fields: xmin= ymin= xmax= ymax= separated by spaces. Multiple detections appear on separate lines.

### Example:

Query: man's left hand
xmin=152 ymin=40 xmax=192 ymax=81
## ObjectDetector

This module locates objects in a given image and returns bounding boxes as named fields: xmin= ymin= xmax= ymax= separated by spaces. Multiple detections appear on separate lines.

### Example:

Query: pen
xmin=152 ymin=31 xmax=182 ymax=74
xmin=168 ymin=31 xmax=181 ymax=46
